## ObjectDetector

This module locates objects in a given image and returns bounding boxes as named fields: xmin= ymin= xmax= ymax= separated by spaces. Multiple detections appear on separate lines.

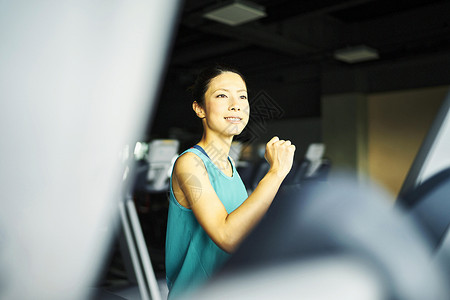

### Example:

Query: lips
xmin=224 ymin=116 xmax=242 ymax=123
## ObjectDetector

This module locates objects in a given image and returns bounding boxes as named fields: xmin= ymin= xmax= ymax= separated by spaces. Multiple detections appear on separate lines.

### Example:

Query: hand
xmin=264 ymin=136 xmax=296 ymax=178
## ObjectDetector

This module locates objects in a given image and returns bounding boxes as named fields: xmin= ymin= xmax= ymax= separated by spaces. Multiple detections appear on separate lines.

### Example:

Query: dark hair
xmin=189 ymin=64 xmax=246 ymax=106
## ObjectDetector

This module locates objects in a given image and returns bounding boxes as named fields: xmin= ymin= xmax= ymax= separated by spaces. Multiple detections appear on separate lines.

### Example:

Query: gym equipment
xmin=396 ymin=89 xmax=450 ymax=256
xmin=399 ymin=168 xmax=450 ymax=250
xmin=133 ymin=139 xmax=179 ymax=194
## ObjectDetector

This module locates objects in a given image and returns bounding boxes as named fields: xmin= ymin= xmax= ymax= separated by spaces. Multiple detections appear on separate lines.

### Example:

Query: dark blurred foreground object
xmin=184 ymin=174 xmax=449 ymax=300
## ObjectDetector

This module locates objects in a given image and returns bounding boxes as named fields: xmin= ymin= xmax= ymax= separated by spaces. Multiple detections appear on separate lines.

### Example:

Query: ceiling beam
xmin=354 ymin=1 xmax=450 ymax=47
xmin=192 ymin=22 xmax=318 ymax=56
xmin=265 ymin=0 xmax=375 ymax=23
xmin=171 ymin=40 xmax=250 ymax=64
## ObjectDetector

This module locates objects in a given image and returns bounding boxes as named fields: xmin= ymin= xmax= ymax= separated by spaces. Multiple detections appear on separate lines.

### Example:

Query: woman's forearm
xmin=221 ymin=169 xmax=285 ymax=252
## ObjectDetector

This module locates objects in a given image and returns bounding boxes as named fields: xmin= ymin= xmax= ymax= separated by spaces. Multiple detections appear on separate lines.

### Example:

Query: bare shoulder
xmin=172 ymin=151 xmax=213 ymax=208
xmin=174 ymin=152 xmax=205 ymax=174
xmin=173 ymin=152 xmax=210 ymax=185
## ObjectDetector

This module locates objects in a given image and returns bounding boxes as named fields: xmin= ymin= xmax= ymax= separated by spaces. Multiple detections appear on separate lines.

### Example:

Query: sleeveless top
xmin=165 ymin=147 xmax=248 ymax=299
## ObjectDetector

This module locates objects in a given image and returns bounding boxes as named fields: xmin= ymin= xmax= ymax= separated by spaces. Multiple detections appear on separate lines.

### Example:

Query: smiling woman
xmin=165 ymin=65 xmax=296 ymax=299
xmin=193 ymin=70 xmax=249 ymax=146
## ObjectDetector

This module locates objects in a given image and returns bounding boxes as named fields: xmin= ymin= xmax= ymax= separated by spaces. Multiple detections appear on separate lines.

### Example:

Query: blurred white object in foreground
xmin=191 ymin=255 xmax=385 ymax=300
xmin=0 ymin=1 xmax=178 ymax=299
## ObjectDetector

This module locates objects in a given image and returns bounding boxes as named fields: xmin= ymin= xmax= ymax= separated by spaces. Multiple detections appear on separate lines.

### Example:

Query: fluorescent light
xmin=334 ymin=45 xmax=379 ymax=63
xmin=203 ymin=0 xmax=266 ymax=26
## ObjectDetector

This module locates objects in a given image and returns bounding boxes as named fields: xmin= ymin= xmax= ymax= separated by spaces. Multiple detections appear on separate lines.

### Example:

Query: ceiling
xmin=150 ymin=0 xmax=450 ymax=138
xmin=166 ymin=0 xmax=450 ymax=74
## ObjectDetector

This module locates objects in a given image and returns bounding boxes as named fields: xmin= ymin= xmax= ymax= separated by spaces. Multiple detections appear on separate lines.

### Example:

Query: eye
xmin=216 ymin=94 xmax=227 ymax=98
xmin=240 ymin=95 xmax=248 ymax=100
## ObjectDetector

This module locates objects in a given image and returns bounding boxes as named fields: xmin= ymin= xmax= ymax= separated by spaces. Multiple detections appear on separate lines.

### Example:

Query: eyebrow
xmin=213 ymin=88 xmax=247 ymax=93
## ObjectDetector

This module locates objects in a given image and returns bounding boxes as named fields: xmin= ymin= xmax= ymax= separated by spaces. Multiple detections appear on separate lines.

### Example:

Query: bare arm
xmin=174 ymin=136 xmax=295 ymax=253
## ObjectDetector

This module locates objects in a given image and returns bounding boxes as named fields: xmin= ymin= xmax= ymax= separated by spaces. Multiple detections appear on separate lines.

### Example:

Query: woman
xmin=165 ymin=65 xmax=295 ymax=299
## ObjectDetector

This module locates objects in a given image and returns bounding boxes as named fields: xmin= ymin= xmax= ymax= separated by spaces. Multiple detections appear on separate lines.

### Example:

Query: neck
xmin=197 ymin=131 xmax=233 ymax=166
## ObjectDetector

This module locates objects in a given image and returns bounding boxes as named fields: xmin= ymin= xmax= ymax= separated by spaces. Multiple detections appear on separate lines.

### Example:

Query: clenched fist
xmin=264 ymin=136 xmax=296 ymax=179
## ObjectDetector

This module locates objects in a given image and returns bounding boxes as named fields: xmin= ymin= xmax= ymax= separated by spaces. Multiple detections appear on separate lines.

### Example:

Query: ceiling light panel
xmin=203 ymin=0 xmax=267 ymax=26
xmin=334 ymin=45 xmax=380 ymax=63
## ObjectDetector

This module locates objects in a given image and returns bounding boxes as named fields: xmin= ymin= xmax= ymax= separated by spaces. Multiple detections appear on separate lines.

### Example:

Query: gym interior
xmin=1 ymin=1 xmax=449 ymax=299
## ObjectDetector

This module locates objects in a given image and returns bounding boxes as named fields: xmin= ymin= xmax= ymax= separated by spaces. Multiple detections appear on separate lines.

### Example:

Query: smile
xmin=224 ymin=117 xmax=242 ymax=122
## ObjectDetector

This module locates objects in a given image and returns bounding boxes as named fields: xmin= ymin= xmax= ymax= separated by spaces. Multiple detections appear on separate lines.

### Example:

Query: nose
xmin=229 ymin=95 xmax=240 ymax=111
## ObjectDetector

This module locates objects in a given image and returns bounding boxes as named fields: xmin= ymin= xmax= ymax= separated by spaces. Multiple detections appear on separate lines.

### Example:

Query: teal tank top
xmin=165 ymin=147 xmax=248 ymax=299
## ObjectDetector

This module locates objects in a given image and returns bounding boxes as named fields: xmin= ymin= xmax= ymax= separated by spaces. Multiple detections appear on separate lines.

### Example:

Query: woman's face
xmin=196 ymin=72 xmax=250 ymax=137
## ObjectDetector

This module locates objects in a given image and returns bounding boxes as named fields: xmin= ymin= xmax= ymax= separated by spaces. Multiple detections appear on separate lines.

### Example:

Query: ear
xmin=193 ymin=101 xmax=206 ymax=119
